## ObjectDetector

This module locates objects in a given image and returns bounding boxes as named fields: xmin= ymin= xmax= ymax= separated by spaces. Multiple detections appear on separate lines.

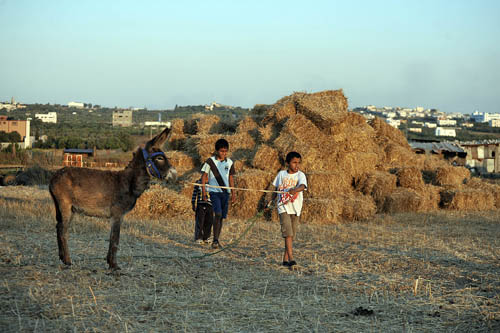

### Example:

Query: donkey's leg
xmin=106 ymin=215 xmax=123 ymax=270
xmin=56 ymin=201 xmax=74 ymax=266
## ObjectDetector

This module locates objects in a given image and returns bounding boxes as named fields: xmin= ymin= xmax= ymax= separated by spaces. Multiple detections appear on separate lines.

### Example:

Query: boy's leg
xmin=213 ymin=192 xmax=229 ymax=244
xmin=279 ymin=213 xmax=294 ymax=262
xmin=210 ymin=193 xmax=222 ymax=245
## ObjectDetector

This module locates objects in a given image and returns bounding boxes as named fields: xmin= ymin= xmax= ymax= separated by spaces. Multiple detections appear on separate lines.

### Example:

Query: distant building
xmin=435 ymin=127 xmax=456 ymax=137
xmin=424 ymin=122 xmax=437 ymax=128
xmin=410 ymin=141 xmax=466 ymax=166
xmin=460 ymin=142 xmax=500 ymax=173
xmin=385 ymin=118 xmax=400 ymax=128
xmin=0 ymin=115 xmax=31 ymax=148
xmin=68 ymin=101 xmax=85 ymax=108
xmin=471 ymin=111 xmax=500 ymax=123
xmin=35 ymin=112 xmax=57 ymax=123
xmin=489 ymin=119 xmax=500 ymax=128
xmin=112 ymin=110 xmax=133 ymax=127
xmin=437 ymin=118 xmax=457 ymax=126
xmin=408 ymin=128 xmax=422 ymax=133
xmin=144 ymin=121 xmax=171 ymax=127
xmin=62 ymin=148 xmax=95 ymax=168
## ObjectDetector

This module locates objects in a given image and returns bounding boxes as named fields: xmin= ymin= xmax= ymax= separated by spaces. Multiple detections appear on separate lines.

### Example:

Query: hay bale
xmin=396 ymin=167 xmax=425 ymax=190
xmin=236 ymin=116 xmax=258 ymax=133
xmin=186 ymin=134 xmax=221 ymax=162
xmin=165 ymin=151 xmax=195 ymax=177
xmin=383 ymin=144 xmax=425 ymax=170
xmin=228 ymin=132 xmax=256 ymax=151
xmin=252 ymin=144 xmax=282 ymax=172
xmin=192 ymin=113 xmax=220 ymax=134
xmin=340 ymin=192 xmax=376 ymax=221
xmin=232 ymin=169 xmax=274 ymax=219
xmin=464 ymin=178 xmax=500 ymax=208
xmin=440 ymin=186 xmax=495 ymax=211
xmin=419 ymin=184 xmax=442 ymax=211
xmin=130 ymin=185 xmax=192 ymax=219
xmin=294 ymin=90 xmax=348 ymax=129
xmin=369 ymin=117 xmax=409 ymax=148
xmin=257 ymin=124 xmax=276 ymax=143
xmin=335 ymin=151 xmax=380 ymax=179
xmin=273 ymin=132 xmax=326 ymax=172
xmin=329 ymin=112 xmax=367 ymax=140
xmin=301 ymin=198 xmax=342 ymax=224
xmin=355 ymin=171 xmax=397 ymax=211
xmin=264 ymin=94 xmax=301 ymax=123
xmin=307 ymin=171 xmax=353 ymax=198
xmin=435 ymin=166 xmax=470 ymax=186
xmin=169 ymin=118 xmax=186 ymax=141
xmin=382 ymin=188 xmax=424 ymax=213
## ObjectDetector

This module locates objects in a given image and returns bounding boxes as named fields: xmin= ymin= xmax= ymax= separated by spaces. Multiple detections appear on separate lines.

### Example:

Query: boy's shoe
xmin=282 ymin=261 xmax=289 ymax=267
xmin=211 ymin=241 xmax=220 ymax=249
xmin=195 ymin=239 xmax=204 ymax=245
xmin=288 ymin=260 xmax=297 ymax=267
xmin=203 ymin=239 xmax=211 ymax=244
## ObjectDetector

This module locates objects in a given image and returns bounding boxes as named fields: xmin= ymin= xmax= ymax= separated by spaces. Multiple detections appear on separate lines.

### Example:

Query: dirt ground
xmin=0 ymin=186 xmax=499 ymax=332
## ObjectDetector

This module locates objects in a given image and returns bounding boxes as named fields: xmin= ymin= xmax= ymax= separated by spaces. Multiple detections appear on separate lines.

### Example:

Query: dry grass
xmin=1 ymin=186 xmax=499 ymax=332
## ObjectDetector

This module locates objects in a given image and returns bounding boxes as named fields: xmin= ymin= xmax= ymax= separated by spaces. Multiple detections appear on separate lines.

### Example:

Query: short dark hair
xmin=286 ymin=151 xmax=301 ymax=164
xmin=215 ymin=138 xmax=229 ymax=151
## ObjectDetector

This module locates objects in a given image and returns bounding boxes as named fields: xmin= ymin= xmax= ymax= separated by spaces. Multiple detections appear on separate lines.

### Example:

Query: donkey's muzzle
xmin=166 ymin=168 xmax=178 ymax=183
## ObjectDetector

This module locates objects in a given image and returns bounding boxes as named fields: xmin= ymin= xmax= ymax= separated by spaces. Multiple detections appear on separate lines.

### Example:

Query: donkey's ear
xmin=145 ymin=122 xmax=172 ymax=150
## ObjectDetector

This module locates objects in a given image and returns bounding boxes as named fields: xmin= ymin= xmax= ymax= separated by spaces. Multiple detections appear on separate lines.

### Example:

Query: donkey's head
xmin=142 ymin=122 xmax=177 ymax=182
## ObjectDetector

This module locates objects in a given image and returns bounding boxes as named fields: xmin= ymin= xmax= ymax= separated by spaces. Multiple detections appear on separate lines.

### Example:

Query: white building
xmin=35 ymin=112 xmax=57 ymax=123
xmin=424 ymin=122 xmax=437 ymax=128
xmin=68 ymin=101 xmax=85 ymax=108
xmin=490 ymin=119 xmax=500 ymax=127
xmin=144 ymin=121 xmax=171 ymax=127
xmin=471 ymin=111 xmax=500 ymax=123
xmin=409 ymin=128 xmax=422 ymax=133
xmin=435 ymin=127 xmax=456 ymax=137
xmin=386 ymin=119 xmax=400 ymax=128
xmin=437 ymin=118 xmax=457 ymax=126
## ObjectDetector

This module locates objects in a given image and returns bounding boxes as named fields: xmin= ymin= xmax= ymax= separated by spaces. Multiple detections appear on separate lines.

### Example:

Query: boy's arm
xmin=229 ymin=174 xmax=235 ymax=203
xmin=201 ymin=172 xmax=209 ymax=200
xmin=288 ymin=184 xmax=306 ymax=196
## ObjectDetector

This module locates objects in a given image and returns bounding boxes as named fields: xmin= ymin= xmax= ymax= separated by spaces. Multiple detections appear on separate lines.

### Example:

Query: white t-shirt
xmin=272 ymin=170 xmax=308 ymax=216
xmin=201 ymin=156 xmax=235 ymax=193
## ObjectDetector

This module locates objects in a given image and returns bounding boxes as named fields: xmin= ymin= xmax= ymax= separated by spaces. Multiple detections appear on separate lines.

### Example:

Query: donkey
xmin=49 ymin=124 xmax=177 ymax=270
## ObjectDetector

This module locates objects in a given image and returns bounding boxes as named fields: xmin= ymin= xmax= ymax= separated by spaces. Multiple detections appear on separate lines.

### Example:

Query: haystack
xmin=294 ymin=90 xmax=348 ymax=130
xmin=440 ymin=187 xmax=495 ymax=211
xmin=192 ymin=113 xmax=220 ymax=134
xmin=396 ymin=167 xmax=425 ymax=190
xmin=369 ymin=117 xmax=410 ymax=148
xmin=463 ymin=178 xmax=500 ymax=208
xmin=164 ymin=151 xmax=195 ymax=177
xmin=232 ymin=169 xmax=274 ymax=218
xmin=306 ymin=171 xmax=353 ymax=198
xmin=382 ymin=188 xmax=425 ymax=213
xmin=355 ymin=171 xmax=397 ymax=211
xmin=435 ymin=166 xmax=470 ymax=186
xmin=383 ymin=143 xmax=425 ymax=170
xmin=236 ymin=116 xmax=258 ymax=133
xmin=340 ymin=192 xmax=377 ymax=221
xmin=252 ymin=144 xmax=282 ymax=172
xmin=301 ymin=198 xmax=342 ymax=224
xmin=264 ymin=94 xmax=300 ymax=123
xmin=131 ymin=185 xmax=192 ymax=219
xmin=281 ymin=113 xmax=331 ymax=150
xmin=257 ymin=123 xmax=276 ymax=143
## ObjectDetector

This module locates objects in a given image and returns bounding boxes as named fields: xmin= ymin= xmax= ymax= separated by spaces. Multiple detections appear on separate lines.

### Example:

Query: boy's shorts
xmin=279 ymin=213 xmax=299 ymax=238
xmin=209 ymin=192 xmax=230 ymax=219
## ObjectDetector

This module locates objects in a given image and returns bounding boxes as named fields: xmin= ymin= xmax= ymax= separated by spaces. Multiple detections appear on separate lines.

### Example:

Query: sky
xmin=0 ymin=0 xmax=499 ymax=113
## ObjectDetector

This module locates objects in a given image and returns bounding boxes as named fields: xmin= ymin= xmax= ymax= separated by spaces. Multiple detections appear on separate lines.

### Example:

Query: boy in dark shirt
xmin=191 ymin=176 xmax=214 ymax=244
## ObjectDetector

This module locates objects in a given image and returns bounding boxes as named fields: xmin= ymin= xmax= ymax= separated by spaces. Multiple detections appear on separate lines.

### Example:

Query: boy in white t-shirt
xmin=272 ymin=151 xmax=307 ymax=267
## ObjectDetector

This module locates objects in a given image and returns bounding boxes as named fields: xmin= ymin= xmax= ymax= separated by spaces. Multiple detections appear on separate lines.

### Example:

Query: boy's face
xmin=288 ymin=157 xmax=301 ymax=173
xmin=216 ymin=147 xmax=228 ymax=161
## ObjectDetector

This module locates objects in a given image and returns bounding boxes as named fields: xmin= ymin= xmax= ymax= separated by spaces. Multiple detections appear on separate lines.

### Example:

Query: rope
xmin=84 ymin=208 xmax=267 ymax=263
xmin=187 ymin=182 xmax=285 ymax=194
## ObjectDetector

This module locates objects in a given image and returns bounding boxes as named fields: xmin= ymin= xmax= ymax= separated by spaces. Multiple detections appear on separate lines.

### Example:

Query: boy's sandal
xmin=282 ymin=261 xmax=289 ymax=266
xmin=288 ymin=260 xmax=297 ymax=267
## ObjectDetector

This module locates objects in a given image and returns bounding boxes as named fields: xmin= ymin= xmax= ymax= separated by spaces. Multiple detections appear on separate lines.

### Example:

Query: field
xmin=1 ymin=186 xmax=499 ymax=332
